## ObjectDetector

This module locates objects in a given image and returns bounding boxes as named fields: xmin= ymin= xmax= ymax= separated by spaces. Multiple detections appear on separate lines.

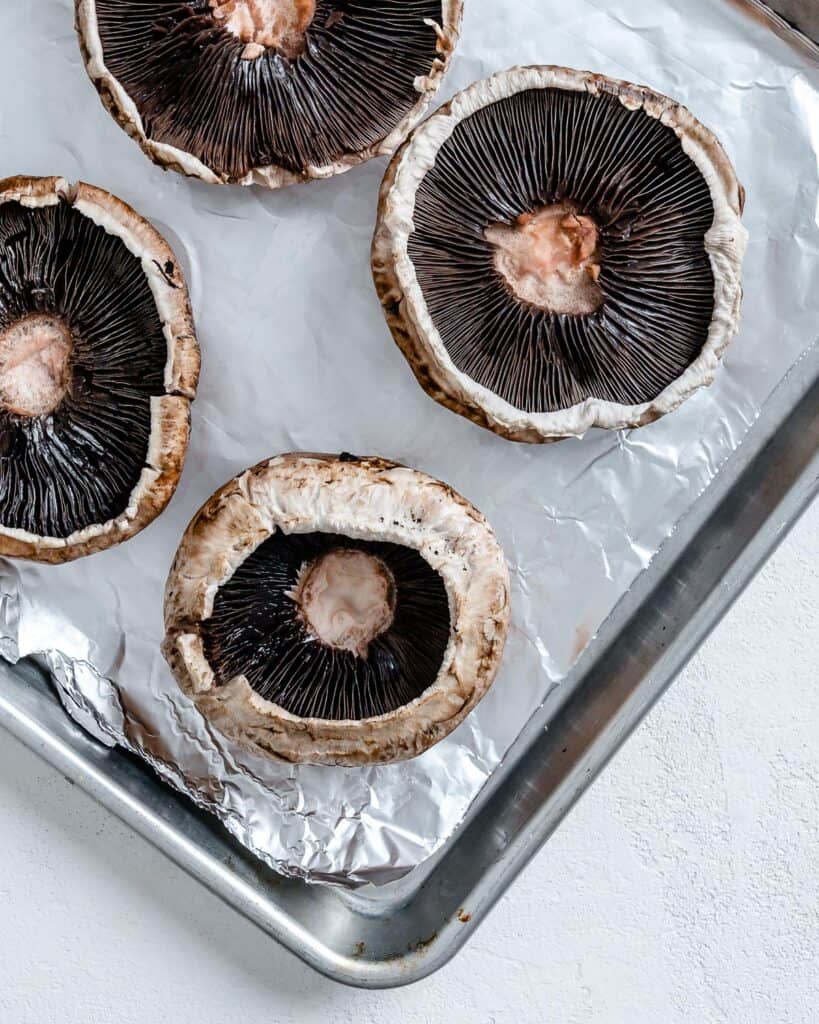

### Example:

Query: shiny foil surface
xmin=1 ymin=0 xmax=817 ymax=886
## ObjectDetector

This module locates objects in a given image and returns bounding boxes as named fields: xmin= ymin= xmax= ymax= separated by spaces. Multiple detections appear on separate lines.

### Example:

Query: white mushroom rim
xmin=0 ymin=176 xmax=199 ymax=562
xmin=373 ymin=65 xmax=749 ymax=443
xmin=163 ymin=454 xmax=511 ymax=766
xmin=75 ymin=0 xmax=464 ymax=189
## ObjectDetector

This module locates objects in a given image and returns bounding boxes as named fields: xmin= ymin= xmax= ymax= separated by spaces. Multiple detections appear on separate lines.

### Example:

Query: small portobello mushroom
xmin=163 ymin=453 xmax=510 ymax=766
xmin=0 ymin=176 xmax=198 ymax=563
xmin=373 ymin=66 xmax=748 ymax=443
xmin=76 ymin=0 xmax=463 ymax=189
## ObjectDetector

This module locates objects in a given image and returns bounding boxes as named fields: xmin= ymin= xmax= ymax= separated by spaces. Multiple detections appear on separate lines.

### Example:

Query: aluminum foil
xmin=1 ymin=0 xmax=817 ymax=887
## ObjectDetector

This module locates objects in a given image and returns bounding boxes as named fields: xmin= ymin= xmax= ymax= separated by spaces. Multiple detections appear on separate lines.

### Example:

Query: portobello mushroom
xmin=163 ymin=453 xmax=510 ymax=766
xmin=0 ymin=176 xmax=198 ymax=563
xmin=373 ymin=66 xmax=748 ymax=443
xmin=76 ymin=0 xmax=463 ymax=188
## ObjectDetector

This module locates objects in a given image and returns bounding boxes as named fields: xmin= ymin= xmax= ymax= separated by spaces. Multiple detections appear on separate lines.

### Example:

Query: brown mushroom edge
xmin=0 ymin=175 xmax=199 ymax=563
xmin=75 ymin=0 xmax=463 ymax=189
xmin=162 ymin=453 xmax=511 ymax=766
xmin=373 ymin=66 xmax=748 ymax=444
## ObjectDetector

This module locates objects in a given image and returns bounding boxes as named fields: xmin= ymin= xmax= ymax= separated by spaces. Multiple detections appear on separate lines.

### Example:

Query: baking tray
xmin=1 ymin=0 xmax=817 ymax=990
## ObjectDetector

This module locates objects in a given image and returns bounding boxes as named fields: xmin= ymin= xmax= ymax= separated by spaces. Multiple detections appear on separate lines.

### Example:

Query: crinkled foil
xmin=1 ymin=0 xmax=817 ymax=887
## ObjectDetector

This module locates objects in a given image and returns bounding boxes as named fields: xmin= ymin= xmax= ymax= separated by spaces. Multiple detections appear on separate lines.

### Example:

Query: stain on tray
xmin=572 ymin=624 xmax=593 ymax=661
xmin=407 ymin=931 xmax=438 ymax=953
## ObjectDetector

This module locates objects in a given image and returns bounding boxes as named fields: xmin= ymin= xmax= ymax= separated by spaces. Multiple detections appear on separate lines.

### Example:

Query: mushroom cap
xmin=75 ymin=0 xmax=463 ymax=189
xmin=163 ymin=453 xmax=511 ymax=766
xmin=373 ymin=66 xmax=748 ymax=443
xmin=0 ymin=176 xmax=199 ymax=563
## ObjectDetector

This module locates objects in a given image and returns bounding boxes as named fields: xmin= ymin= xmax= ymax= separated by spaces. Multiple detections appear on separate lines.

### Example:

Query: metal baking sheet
xmin=1 ymin=0 xmax=817 ymax=986
xmin=2 ymin=332 xmax=816 ymax=988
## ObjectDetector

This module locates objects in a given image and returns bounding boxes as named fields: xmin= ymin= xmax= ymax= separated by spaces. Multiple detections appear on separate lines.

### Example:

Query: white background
xmin=0 ymin=501 xmax=815 ymax=1024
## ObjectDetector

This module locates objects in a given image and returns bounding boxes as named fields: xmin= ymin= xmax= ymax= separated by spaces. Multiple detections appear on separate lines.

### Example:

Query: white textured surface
xmin=0 ymin=500 xmax=816 ymax=1023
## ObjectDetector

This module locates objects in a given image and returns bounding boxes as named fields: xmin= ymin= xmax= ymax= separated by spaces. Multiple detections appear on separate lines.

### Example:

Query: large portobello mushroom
xmin=76 ymin=0 xmax=463 ymax=189
xmin=0 ymin=176 xmax=198 ymax=563
xmin=373 ymin=66 xmax=748 ymax=443
xmin=163 ymin=453 xmax=510 ymax=766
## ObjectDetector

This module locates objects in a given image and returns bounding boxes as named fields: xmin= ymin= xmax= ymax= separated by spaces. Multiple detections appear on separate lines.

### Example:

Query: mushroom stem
xmin=486 ymin=201 xmax=604 ymax=316
xmin=0 ymin=314 xmax=72 ymax=418
xmin=209 ymin=0 xmax=316 ymax=60
xmin=293 ymin=548 xmax=396 ymax=658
